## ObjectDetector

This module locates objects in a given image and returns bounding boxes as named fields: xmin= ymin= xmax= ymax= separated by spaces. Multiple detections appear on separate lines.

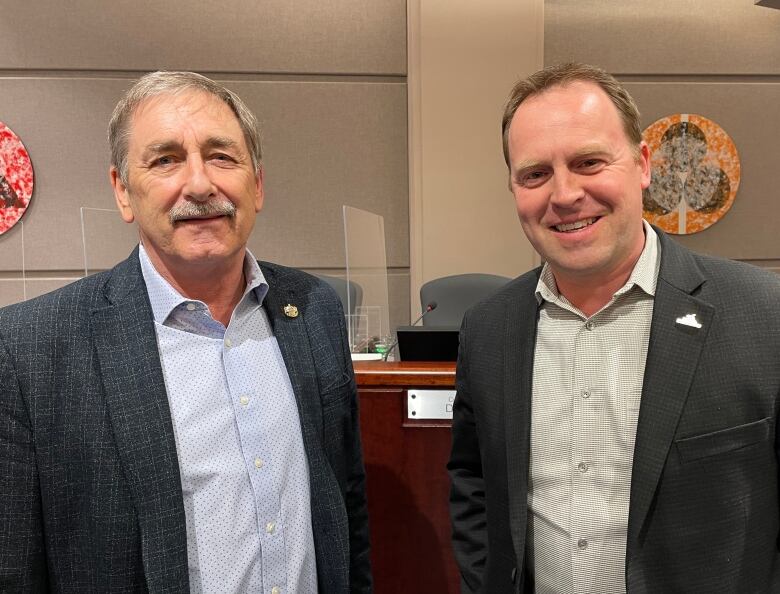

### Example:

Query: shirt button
xmin=254 ymin=457 xmax=263 ymax=469
xmin=186 ymin=302 xmax=196 ymax=311
xmin=271 ymin=587 xmax=280 ymax=594
xmin=578 ymin=462 xmax=588 ymax=472
xmin=266 ymin=521 xmax=276 ymax=534
xmin=578 ymin=538 xmax=588 ymax=549
xmin=584 ymin=321 xmax=594 ymax=330
xmin=224 ymin=338 xmax=233 ymax=348
xmin=581 ymin=389 xmax=590 ymax=399
xmin=240 ymin=395 xmax=250 ymax=406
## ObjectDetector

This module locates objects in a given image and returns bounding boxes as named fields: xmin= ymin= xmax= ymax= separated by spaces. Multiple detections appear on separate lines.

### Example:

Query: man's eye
xmin=154 ymin=156 xmax=175 ymax=167
xmin=519 ymin=171 xmax=549 ymax=188
xmin=211 ymin=153 xmax=234 ymax=163
xmin=579 ymin=159 xmax=603 ymax=170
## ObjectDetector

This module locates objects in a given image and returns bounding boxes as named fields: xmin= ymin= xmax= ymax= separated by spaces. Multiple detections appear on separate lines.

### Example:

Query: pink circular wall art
xmin=0 ymin=121 xmax=34 ymax=235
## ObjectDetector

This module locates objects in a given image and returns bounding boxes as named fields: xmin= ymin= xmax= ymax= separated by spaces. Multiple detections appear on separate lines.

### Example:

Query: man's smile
xmin=551 ymin=216 xmax=600 ymax=233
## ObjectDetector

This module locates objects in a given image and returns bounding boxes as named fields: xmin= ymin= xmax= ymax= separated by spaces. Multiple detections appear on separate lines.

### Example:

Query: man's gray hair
xmin=108 ymin=71 xmax=262 ymax=185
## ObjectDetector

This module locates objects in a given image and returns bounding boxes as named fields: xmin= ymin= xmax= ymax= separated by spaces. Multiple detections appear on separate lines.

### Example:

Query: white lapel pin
xmin=675 ymin=313 xmax=702 ymax=329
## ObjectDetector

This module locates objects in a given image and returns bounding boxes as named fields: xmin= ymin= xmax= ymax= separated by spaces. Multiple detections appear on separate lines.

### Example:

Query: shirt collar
xmin=535 ymin=219 xmax=661 ymax=306
xmin=139 ymin=243 xmax=269 ymax=325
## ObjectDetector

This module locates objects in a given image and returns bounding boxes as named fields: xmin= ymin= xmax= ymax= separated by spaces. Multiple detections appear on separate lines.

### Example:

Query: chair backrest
xmin=420 ymin=273 xmax=511 ymax=326
xmin=314 ymin=273 xmax=363 ymax=316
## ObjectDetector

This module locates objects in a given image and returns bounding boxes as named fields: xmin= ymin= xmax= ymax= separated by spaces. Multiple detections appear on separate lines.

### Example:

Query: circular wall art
xmin=0 ymin=121 xmax=34 ymax=236
xmin=642 ymin=114 xmax=740 ymax=235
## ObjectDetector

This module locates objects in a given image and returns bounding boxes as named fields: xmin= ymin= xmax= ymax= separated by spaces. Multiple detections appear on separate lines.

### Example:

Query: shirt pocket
xmin=675 ymin=417 xmax=772 ymax=463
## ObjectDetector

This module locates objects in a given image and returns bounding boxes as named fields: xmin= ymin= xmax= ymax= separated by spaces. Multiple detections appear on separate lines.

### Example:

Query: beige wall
xmin=0 ymin=1 xmax=413 ymax=328
xmin=408 ymin=0 xmax=544 ymax=318
xmin=546 ymin=0 xmax=780 ymax=274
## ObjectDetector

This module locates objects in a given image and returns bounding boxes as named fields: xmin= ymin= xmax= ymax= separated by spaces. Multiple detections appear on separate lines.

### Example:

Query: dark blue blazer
xmin=0 ymin=249 xmax=372 ymax=593
xmin=449 ymin=231 xmax=780 ymax=593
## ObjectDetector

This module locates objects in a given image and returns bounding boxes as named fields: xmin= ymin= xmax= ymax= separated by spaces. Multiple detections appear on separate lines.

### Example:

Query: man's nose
xmin=182 ymin=157 xmax=216 ymax=202
xmin=550 ymin=170 xmax=585 ymax=208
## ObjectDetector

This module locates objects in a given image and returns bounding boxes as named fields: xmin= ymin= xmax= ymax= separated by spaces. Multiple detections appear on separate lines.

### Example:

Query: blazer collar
xmin=91 ymin=248 xmax=189 ymax=592
xmin=627 ymin=230 xmax=714 ymax=552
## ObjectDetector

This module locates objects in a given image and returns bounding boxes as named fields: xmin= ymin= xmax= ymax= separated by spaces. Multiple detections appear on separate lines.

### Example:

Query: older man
xmin=448 ymin=63 xmax=780 ymax=593
xmin=0 ymin=72 xmax=371 ymax=593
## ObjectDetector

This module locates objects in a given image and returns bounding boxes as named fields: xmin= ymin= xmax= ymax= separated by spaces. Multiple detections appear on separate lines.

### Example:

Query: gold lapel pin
xmin=283 ymin=304 xmax=299 ymax=318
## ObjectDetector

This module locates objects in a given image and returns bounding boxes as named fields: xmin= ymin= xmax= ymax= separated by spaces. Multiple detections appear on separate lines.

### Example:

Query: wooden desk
xmin=354 ymin=361 xmax=459 ymax=593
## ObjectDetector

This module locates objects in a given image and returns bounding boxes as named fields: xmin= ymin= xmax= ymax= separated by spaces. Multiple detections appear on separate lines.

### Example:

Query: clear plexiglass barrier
xmin=0 ymin=207 xmax=135 ymax=308
xmin=0 ymin=220 xmax=28 ymax=307
xmin=343 ymin=205 xmax=391 ymax=356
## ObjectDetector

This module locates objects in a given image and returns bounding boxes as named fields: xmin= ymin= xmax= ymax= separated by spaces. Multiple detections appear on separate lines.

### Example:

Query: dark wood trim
xmin=354 ymin=360 xmax=456 ymax=387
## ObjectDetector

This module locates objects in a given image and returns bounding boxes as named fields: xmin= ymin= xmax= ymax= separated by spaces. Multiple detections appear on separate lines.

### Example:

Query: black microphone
xmin=382 ymin=301 xmax=438 ymax=361
xmin=410 ymin=300 xmax=438 ymax=326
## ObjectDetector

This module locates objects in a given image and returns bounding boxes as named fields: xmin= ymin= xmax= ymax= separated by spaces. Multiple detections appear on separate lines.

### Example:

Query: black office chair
xmin=314 ymin=274 xmax=363 ymax=316
xmin=420 ymin=273 xmax=511 ymax=326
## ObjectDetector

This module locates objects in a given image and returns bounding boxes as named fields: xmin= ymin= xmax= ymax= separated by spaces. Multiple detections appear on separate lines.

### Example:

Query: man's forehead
xmin=133 ymin=88 xmax=225 ymax=116
xmin=128 ymin=90 xmax=245 ymax=148
xmin=507 ymin=81 xmax=630 ymax=157
xmin=515 ymin=81 xmax=609 ymax=120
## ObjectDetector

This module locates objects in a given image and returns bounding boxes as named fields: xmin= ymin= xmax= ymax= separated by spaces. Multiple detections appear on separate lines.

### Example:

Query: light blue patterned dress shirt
xmin=139 ymin=244 xmax=318 ymax=594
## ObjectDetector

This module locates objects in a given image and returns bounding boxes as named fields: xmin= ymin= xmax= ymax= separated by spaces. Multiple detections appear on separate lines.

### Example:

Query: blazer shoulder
xmin=0 ymin=270 xmax=111 ymax=326
xmin=258 ymin=261 xmax=342 ymax=312
xmin=696 ymin=253 xmax=779 ymax=286
xmin=657 ymin=228 xmax=780 ymax=300
xmin=0 ymin=250 xmax=142 ymax=338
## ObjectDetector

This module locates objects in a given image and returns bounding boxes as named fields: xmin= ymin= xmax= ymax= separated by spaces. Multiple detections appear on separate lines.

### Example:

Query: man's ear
xmin=254 ymin=167 xmax=264 ymax=213
xmin=110 ymin=167 xmax=135 ymax=223
xmin=638 ymin=141 xmax=652 ymax=190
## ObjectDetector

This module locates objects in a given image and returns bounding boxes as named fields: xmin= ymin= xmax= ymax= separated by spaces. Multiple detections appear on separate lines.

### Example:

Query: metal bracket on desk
xmin=407 ymin=389 xmax=456 ymax=420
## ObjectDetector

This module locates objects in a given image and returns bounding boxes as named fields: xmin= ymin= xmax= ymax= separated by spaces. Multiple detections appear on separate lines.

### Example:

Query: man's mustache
xmin=169 ymin=200 xmax=236 ymax=223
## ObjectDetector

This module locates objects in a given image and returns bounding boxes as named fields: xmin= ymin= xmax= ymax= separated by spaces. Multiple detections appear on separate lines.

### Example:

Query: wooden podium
xmin=354 ymin=361 xmax=459 ymax=593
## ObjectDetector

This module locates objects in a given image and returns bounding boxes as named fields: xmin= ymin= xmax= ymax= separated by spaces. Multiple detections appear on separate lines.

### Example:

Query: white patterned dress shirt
xmin=527 ymin=221 xmax=660 ymax=594
xmin=139 ymin=244 xmax=317 ymax=594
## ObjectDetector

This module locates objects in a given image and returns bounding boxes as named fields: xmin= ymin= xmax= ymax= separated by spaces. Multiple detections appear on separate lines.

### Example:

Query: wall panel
xmin=546 ymin=0 xmax=780 ymax=75
xmin=0 ymin=0 xmax=406 ymax=75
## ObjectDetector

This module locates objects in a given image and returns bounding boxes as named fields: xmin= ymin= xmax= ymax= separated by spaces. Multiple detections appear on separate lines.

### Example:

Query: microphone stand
xmin=382 ymin=301 xmax=438 ymax=361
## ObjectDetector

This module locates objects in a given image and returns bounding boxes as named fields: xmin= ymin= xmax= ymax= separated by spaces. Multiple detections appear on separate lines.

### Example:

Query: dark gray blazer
xmin=0 ymin=249 xmax=372 ymax=593
xmin=449 ymin=230 xmax=780 ymax=593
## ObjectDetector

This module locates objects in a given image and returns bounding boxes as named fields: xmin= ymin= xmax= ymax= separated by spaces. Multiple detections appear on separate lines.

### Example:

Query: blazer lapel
xmin=627 ymin=234 xmax=714 ymax=551
xmin=261 ymin=273 xmax=324 ymax=452
xmin=503 ymin=273 xmax=542 ymax=567
xmin=91 ymin=252 xmax=189 ymax=593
